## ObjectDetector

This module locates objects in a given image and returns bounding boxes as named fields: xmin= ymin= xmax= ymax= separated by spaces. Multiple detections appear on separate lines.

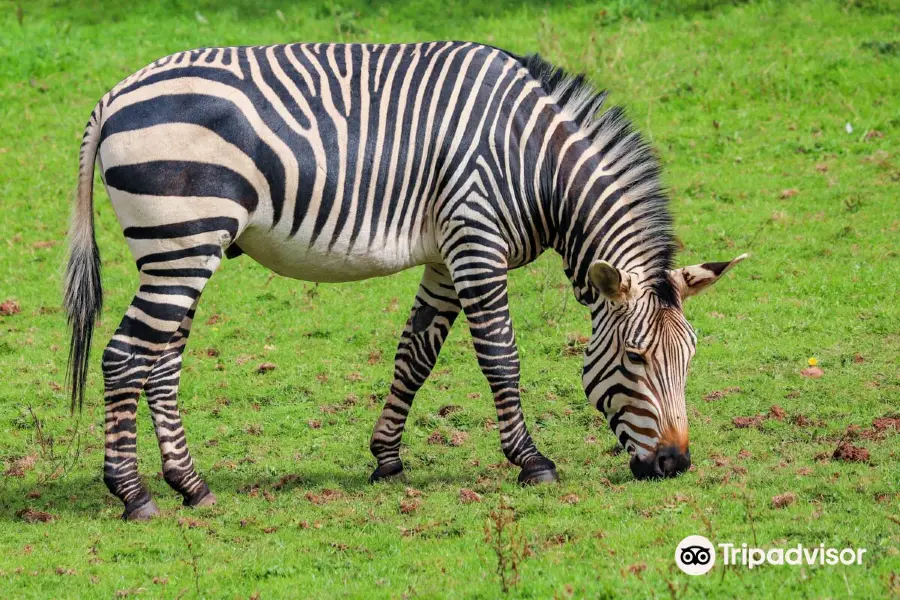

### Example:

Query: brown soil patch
xmin=438 ymin=404 xmax=462 ymax=417
xmin=17 ymin=508 xmax=55 ymax=523
xmin=733 ymin=415 xmax=765 ymax=428
xmin=703 ymin=386 xmax=742 ymax=402
xmin=772 ymin=492 xmax=797 ymax=509
xmin=458 ymin=488 xmax=482 ymax=504
xmin=832 ymin=442 xmax=869 ymax=463
xmin=305 ymin=489 xmax=343 ymax=505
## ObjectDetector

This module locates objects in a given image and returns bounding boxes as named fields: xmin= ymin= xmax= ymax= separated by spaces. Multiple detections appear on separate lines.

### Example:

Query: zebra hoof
xmin=518 ymin=459 xmax=559 ymax=485
xmin=369 ymin=462 xmax=405 ymax=483
xmin=123 ymin=499 xmax=160 ymax=521
xmin=186 ymin=492 xmax=217 ymax=508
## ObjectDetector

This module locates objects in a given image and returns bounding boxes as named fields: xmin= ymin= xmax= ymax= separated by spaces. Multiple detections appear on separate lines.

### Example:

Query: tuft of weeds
xmin=483 ymin=499 xmax=529 ymax=594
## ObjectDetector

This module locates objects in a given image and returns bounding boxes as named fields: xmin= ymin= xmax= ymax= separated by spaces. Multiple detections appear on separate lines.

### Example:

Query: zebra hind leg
xmin=145 ymin=300 xmax=216 ymax=507
xmin=369 ymin=265 xmax=461 ymax=482
xmin=103 ymin=235 xmax=225 ymax=520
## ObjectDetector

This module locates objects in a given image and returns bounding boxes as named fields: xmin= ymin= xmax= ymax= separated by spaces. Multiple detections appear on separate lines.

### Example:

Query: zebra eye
xmin=625 ymin=351 xmax=646 ymax=365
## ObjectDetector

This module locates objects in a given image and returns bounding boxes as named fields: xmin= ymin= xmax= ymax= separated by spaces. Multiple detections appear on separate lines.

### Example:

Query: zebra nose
xmin=630 ymin=446 xmax=691 ymax=479
xmin=656 ymin=445 xmax=691 ymax=477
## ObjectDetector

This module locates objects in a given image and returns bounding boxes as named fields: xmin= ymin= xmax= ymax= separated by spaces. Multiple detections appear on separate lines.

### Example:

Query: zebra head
xmin=581 ymin=254 xmax=747 ymax=480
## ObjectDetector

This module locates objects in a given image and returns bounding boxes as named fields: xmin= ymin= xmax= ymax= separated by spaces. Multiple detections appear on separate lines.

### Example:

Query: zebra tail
xmin=64 ymin=102 xmax=104 ymax=413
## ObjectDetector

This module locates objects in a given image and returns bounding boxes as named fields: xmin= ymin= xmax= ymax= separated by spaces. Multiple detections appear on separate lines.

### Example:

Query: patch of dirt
xmin=563 ymin=334 xmax=589 ymax=356
xmin=780 ymin=188 xmax=799 ymax=199
xmin=832 ymin=442 xmax=869 ymax=463
xmin=733 ymin=415 xmax=765 ymax=428
xmin=560 ymin=493 xmax=580 ymax=505
xmin=273 ymin=474 xmax=301 ymax=491
xmin=449 ymin=431 xmax=469 ymax=447
xmin=305 ymin=489 xmax=343 ymax=505
xmin=712 ymin=454 xmax=730 ymax=467
xmin=206 ymin=313 xmax=221 ymax=325
xmin=872 ymin=416 xmax=900 ymax=432
xmin=427 ymin=430 xmax=446 ymax=445
xmin=399 ymin=499 xmax=422 ymax=514
xmin=0 ymin=300 xmax=21 ymax=316
xmin=769 ymin=405 xmax=787 ymax=420
xmin=438 ymin=404 xmax=462 ymax=417
xmin=772 ymin=492 xmax=797 ymax=509
xmin=800 ymin=366 xmax=824 ymax=378
xmin=458 ymin=488 xmax=482 ymax=504
xmin=792 ymin=414 xmax=822 ymax=427
xmin=4 ymin=454 xmax=37 ymax=477
xmin=367 ymin=350 xmax=382 ymax=364
xmin=177 ymin=517 xmax=207 ymax=529
xmin=544 ymin=533 xmax=574 ymax=548
xmin=737 ymin=449 xmax=752 ymax=459
xmin=256 ymin=362 xmax=276 ymax=374
xmin=405 ymin=487 xmax=423 ymax=498
xmin=627 ymin=563 xmax=647 ymax=576
xmin=703 ymin=386 xmax=742 ymax=402
xmin=383 ymin=298 xmax=399 ymax=313
xmin=17 ymin=508 xmax=55 ymax=523
xmin=308 ymin=420 xmax=321 ymax=429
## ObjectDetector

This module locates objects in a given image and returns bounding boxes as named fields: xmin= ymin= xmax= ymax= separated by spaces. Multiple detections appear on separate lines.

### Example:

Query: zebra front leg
xmin=446 ymin=250 xmax=558 ymax=485
xmin=370 ymin=264 xmax=461 ymax=482
xmin=144 ymin=302 xmax=215 ymax=507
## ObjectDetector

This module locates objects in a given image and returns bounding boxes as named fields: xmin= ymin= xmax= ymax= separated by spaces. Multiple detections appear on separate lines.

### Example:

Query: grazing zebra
xmin=65 ymin=42 xmax=745 ymax=520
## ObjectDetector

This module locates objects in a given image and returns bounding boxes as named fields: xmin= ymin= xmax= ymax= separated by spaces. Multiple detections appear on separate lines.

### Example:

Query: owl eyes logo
xmin=675 ymin=535 xmax=716 ymax=575
xmin=680 ymin=546 xmax=712 ymax=565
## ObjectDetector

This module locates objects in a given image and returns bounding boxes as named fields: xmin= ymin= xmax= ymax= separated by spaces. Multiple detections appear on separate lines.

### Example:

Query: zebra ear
xmin=671 ymin=253 xmax=748 ymax=299
xmin=588 ymin=260 xmax=636 ymax=303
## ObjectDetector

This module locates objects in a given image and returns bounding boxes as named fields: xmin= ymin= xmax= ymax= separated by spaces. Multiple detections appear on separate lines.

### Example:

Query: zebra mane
xmin=515 ymin=53 xmax=679 ymax=305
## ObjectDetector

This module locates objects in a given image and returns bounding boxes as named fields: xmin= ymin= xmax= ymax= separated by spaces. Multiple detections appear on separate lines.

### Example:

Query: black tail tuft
xmin=65 ymin=234 xmax=102 ymax=413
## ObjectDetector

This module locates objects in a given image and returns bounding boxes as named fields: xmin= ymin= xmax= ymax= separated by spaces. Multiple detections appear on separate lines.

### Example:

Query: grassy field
xmin=1 ymin=0 xmax=898 ymax=597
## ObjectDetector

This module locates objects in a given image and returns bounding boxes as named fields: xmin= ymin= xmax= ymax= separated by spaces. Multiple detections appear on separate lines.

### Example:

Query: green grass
xmin=1 ymin=0 xmax=898 ymax=597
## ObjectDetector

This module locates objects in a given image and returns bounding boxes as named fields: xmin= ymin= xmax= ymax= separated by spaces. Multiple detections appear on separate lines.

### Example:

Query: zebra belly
xmin=234 ymin=225 xmax=435 ymax=282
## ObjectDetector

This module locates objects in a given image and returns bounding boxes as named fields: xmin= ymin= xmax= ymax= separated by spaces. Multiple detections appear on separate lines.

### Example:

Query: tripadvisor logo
xmin=675 ymin=535 xmax=716 ymax=575
xmin=675 ymin=536 xmax=867 ymax=575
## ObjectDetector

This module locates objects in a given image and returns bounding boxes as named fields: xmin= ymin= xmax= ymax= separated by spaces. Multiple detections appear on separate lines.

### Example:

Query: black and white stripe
xmin=64 ymin=42 xmax=746 ymax=518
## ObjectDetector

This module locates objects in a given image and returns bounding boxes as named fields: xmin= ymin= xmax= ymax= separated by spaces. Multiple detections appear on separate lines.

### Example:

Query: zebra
xmin=65 ymin=42 xmax=746 ymax=520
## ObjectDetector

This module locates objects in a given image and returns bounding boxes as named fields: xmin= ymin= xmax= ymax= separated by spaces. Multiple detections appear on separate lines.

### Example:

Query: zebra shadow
xmin=0 ymin=465 xmax=502 ymax=522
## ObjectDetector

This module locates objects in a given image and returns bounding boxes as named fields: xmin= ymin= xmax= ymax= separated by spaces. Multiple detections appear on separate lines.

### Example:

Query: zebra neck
xmin=548 ymin=138 xmax=676 ymax=300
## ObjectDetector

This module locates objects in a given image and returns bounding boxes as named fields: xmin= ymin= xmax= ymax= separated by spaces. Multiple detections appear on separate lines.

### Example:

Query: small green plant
xmin=844 ymin=195 xmax=864 ymax=213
